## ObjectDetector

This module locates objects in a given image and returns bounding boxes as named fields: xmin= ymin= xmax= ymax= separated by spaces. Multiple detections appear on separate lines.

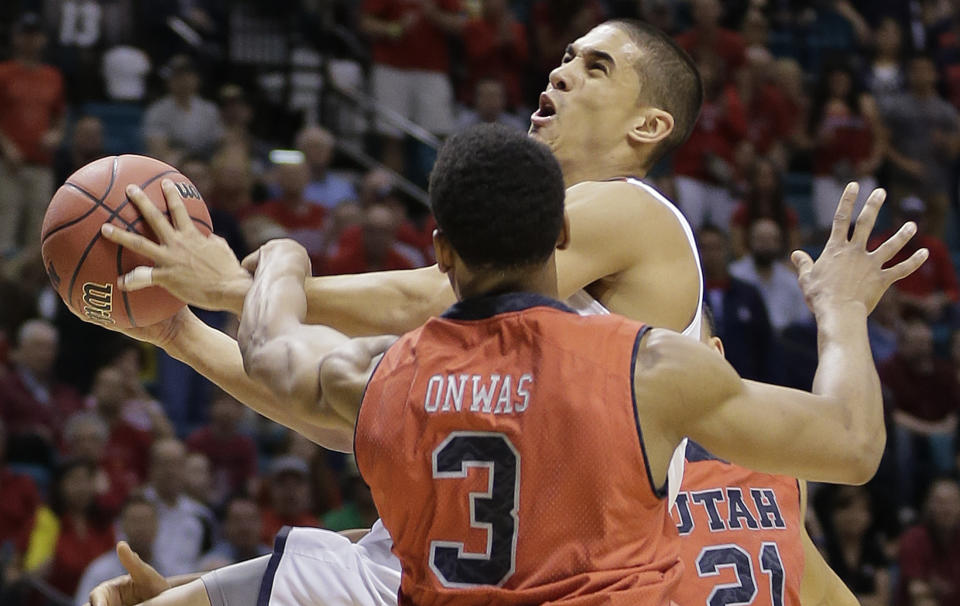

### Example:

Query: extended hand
xmin=100 ymin=180 xmax=251 ymax=313
xmin=84 ymin=542 xmax=169 ymax=606
xmin=791 ymin=183 xmax=927 ymax=315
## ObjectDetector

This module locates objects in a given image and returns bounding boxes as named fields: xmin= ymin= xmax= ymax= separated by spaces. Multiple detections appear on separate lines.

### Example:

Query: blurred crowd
xmin=1 ymin=1 xmax=960 ymax=605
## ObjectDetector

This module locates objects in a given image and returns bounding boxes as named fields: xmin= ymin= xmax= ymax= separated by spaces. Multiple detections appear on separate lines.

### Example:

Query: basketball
xmin=40 ymin=154 xmax=212 ymax=328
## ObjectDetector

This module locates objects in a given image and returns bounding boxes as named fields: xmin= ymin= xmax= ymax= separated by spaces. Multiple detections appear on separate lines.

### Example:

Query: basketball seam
xmin=131 ymin=211 xmax=213 ymax=233
xmin=67 ymin=157 xmax=121 ymax=310
xmin=41 ymin=183 xmax=134 ymax=244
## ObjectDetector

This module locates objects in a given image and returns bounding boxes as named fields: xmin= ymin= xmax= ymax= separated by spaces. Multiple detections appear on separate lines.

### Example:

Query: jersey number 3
xmin=430 ymin=432 xmax=520 ymax=588
xmin=697 ymin=543 xmax=785 ymax=606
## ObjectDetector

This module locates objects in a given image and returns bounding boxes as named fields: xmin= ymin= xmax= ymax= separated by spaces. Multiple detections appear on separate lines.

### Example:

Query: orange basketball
xmin=40 ymin=155 xmax=212 ymax=328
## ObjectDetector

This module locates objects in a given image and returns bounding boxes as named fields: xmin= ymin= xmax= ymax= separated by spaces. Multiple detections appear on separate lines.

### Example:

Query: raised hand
xmin=791 ymin=183 xmax=928 ymax=316
xmin=84 ymin=542 xmax=169 ymax=606
xmin=99 ymin=180 xmax=252 ymax=313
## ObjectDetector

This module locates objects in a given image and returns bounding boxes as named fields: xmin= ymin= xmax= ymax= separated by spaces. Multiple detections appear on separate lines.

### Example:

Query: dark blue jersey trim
xmin=685 ymin=440 xmax=726 ymax=463
xmin=630 ymin=325 xmax=667 ymax=499
xmin=256 ymin=526 xmax=291 ymax=606
xmin=441 ymin=292 xmax=575 ymax=320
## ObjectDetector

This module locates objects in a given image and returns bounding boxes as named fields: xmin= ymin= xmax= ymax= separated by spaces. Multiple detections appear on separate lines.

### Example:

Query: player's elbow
xmin=841 ymin=427 xmax=885 ymax=485
xmin=240 ymin=338 xmax=295 ymax=398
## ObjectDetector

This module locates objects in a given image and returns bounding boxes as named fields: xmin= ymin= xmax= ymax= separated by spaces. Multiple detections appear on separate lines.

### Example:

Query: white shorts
xmin=371 ymin=64 xmax=455 ymax=137
xmin=258 ymin=522 xmax=401 ymax=606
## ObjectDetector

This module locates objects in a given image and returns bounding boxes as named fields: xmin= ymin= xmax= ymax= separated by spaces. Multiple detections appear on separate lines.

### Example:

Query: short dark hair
xmin=429 ymin=124 xmax=565 ymax=270
xmin=607 ymin=19 xmax=703 ymax=164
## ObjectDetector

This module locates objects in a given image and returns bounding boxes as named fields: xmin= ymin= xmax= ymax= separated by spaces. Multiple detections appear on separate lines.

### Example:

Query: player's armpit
xmin=635 ymin=328 xmax=883 ymax=486
xmin=557 ymin=181 xmax=699 ymax=332
xmin=302 ymin=266 xmax=454 ymax=336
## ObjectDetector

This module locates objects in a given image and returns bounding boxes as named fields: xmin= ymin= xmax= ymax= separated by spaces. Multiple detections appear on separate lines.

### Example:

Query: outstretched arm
xmin=637 ymin=184 xmax=927 ymax=485
xmin=237 ymin=240 xmax=394 ymax=436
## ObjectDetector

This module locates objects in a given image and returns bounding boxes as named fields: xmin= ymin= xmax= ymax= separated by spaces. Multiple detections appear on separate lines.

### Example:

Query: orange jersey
xmin=355 ymin=293 xmax=681 ymax=606
xmin=670 ymin=441 xmax=804 ymax=606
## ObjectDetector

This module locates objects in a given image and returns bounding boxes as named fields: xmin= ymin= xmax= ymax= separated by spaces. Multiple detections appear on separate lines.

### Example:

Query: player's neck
xmin=561 ymin=158 xmax=644 ymax=188
xmin=455 ymin=265 xmax=559 ymax=302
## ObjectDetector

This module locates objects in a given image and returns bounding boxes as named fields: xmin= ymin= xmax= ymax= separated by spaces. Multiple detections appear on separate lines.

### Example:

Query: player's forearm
xmin=811 ymin=302 xmax=884 ymax=482
xmin=303 ymin=266 xmax=454 ymax=336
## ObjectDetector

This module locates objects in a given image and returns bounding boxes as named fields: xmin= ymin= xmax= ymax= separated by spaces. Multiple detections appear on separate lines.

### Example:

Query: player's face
xmin=530 ymin=25 xmax=645 ymax=170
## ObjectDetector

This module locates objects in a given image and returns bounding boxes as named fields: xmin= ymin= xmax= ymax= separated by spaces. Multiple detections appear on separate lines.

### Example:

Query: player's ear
xmin=556 ymin=212 xmax=571 ymax=250
xmin=627 ymin=107 xmax=674 ymax=147
xmin=433 ymin=229 xmax=454 ymax=274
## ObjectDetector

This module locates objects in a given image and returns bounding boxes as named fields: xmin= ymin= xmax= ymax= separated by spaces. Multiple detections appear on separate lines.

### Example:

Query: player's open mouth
xmin=531 ymin=93 xmax=557 ymax=127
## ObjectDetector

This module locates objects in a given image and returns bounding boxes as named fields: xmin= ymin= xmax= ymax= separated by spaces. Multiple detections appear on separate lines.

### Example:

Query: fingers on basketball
xmin=161 ymin=179 xmax=197 ymax=233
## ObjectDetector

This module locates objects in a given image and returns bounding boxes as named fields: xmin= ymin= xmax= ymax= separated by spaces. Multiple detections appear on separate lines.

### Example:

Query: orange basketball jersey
xmin=355 ymin=293 xmax=682 ymax=606
xmin=670 ymin=441 xmax=805 ymax=606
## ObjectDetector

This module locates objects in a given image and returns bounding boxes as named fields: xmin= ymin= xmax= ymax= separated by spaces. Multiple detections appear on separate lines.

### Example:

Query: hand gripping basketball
xmin=101 ymin=180 xmax=251 ymax=312
xmin=790 ymin=182 xmax=928 ymax=316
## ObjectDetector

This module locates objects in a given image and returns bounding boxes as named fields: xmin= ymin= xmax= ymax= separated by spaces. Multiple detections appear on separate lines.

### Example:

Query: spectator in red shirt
xmin=462 ymin=0 xmax=529 ymax=110
xmin=880 ymin=317 xmax=960 ymax=513
xmin=735 ymin=48 xmax=794 ymax=164
xmin=675 ymin=0 xmax=746 ymax=85
xmin=86 ymin=365 xmax=155 ymax=483
xmin=62 ymin=412 xmax=138 ymax=519
xmin=0 ymin=13 xmax=65 ymax=257
xmin=186 ymin=391 xmax=258 ymax=507
xmin=324 ymin=203 xmax=419 ymax=275
xmin=870 ymin=197 xmax=960 ymax=324
xmin=247 ymin=156 xmax=327 ymax=233
xmin=36 ymin=459 xmax=115 ymax=598
xmin=729 ymin=157 xmax=801 ymax=259
xmin=0 ymin=319 xmax=82 ymax=466
xmin=673 ymin=56 xmax=747 ymax=229
xmin=0 ymin=418 xmax=40 ymax=565
xmin=360 ymin=0 xmax=465 ymax=174
xmin=260 ymin=456 xmax=320 ymax=544
xmin=898 ymin=478 xmax=960 ymax=606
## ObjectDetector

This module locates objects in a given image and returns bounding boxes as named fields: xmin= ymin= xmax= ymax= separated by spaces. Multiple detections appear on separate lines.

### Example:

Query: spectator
xmin=897 ymin=477 xmax=960 ymax=606
xmin=85 ymin=365 xmax=154 ymax=482
xmin=55 ymin=115 xmax=106 ymax=186
xmin=248 ymin=155 xmax=327 ymax=232
xmin=27 ymin=459 xmax=114 ymax=598
xmin=462 ymin=0 xmax=529 ymax=110
xmin=73 ymin=495 xmax=160 ymax=606
xmin=808 ymin=61 xmax=883 ymax=232
xmin=529 ymin=0 xmax=605 ymax=99
xmin=673 ymin=56 xmax=747 ymax=229
xmin=62 ymin=412 xmax=136 ymax=518
xmin=870 ymin=196 xmax=960 ymax=325
xmin=143 ymin=55 xmax=224 ymax=163
xmin=880 ymin=55 xmax=960 ymax=238
xmin=143 ymin=439 xmax=215 ymax=576
xmin=0 ymin=13 xmax=66 ymax=258
xmin=100 ymin=45 xmax=151 ymax=103
xmin=207 ymin=145 xmax=254 ymax=215
xmin=772 ymin=57 xmax=813 ymax=156
xmin=734 ymin=47 xmax=794 ymax=167
xmin=180 ymin=156 xmax=248 ymax=259
xmin=698 ymin=225 xmax=777 ymax=382
xmin=360 ymin=0 xmax=464 ymax=174
xmin=198 ymin=496 xmax=270 ymax=570
xmin=820 ymin=485 xmax=891 ymax=606
xmin=183 ymin=452 xmax=214 ymax=508
xmin=309 ymin=201 xmax=365 ymax=268
xmin=186 ymin=391 xmax=258 ymax=506
xmin=869 ymin=290 xmax=901 ymax=365
xmin=929 ymin=6 xmax=960 ymax=110
xmin=456 ymin=78 xmax=528 ymax=133
xmin=295 ymin=126 xmax=357 ymax=211
xmin=676 ymin=0 xmax=746 ymax=85
xmin=729 ymin=157 xmax=801 ymax=259
xmin=729 ymin=218 xmax=811 ymax=333
xmin=324 ymin=203 xmax=419 ymax=274
xmin=865 ymin=18 xmax=907 ymax=106
xmin=218 ymin=84 xmax=271 ymax=174
xmin=260 ymin=456 xmax=319 ymax=544
xmin=323 ymin=464 xmax=378 ymax=532
xmin=880 ymin=317 xmax=960 ymax=513
xmin=0 ymin=418 xmax=41 ymax=569
xmin=0 ymin=319 xmax=82 ymax=466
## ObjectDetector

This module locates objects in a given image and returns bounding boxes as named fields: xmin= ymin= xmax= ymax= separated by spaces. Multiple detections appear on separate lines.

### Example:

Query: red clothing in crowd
xmin=323 ymin=225 xmax=417 ymax=275
xmin=0 ymin=369 xmax=82 ymax=443
xmin=363 ymin=0 xmax=461 ymax=72
xmin=0 ymin=468 xmax=39 ymax=554
xmin=879 ymin=355 xmax=960 ymax=423
xmin=462 ymin=15 xmax=529 ymax=108
xmin=244 ymin=200 xmax=327 ymax=232
xmin=46 ymin=516 xmax=116 ymax=597
xmin=870 ymin=233 xmax=960 ymax=302
xmin=744 ymin=83 xmax=795 ymax=153
xmin=898 ymin=523 xmax=960 ymax=606
xmin=812 ymin=110 xmax=874 ymax=177
xmin=104 ymin=419 xmax=153 ymax=482
xmin=673 ymin=85 xmax=747 ymax=181
xmin=529 ymin=0 xmax=605 ymax=73
xmin=0 ymin=60 xmax=65 ymax=165
xmin=260 ymin=509 xmax=320 ymax=545
xmin=186 ymin=428 xmax=258 ymax=496
xmin=675 ymin=27 xmax=746 ymax=83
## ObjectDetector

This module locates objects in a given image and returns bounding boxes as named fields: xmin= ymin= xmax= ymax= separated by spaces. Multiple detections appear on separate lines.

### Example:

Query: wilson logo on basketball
xmin=81 ymin=282 xmax=115 ymax=325
xmin=175 ymin=182 xmax=202 ymax=200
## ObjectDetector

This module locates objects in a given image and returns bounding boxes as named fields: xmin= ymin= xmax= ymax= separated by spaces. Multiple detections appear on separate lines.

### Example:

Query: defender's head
xmin=530 ymin=20 xmax=702 ymax=183
xmin=430 ymin=124 xmax=568 ymax=299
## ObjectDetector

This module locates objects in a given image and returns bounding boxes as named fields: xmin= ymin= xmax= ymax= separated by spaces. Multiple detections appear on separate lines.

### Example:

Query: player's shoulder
xmin=566 ymin=179 xmax=690 ymax=232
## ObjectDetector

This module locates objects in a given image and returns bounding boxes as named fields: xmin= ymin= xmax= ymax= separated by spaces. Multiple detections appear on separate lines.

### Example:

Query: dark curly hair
xmin=429 ymin=124 xmax=565 ymax=270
